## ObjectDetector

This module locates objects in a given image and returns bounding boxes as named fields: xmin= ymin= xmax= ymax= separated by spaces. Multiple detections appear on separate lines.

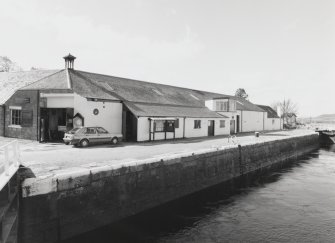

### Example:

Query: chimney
xmin=63 ymin=53 xmax=76 ymax=69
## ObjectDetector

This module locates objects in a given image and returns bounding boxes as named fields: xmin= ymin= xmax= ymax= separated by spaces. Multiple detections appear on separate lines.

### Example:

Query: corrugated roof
xmin=0 ymin=69 xmax=60 ymax=105
xmin=256 ymin=105 xmax=279 ymax=118
xmin=125 ymin=102 xmax=227 ymax=118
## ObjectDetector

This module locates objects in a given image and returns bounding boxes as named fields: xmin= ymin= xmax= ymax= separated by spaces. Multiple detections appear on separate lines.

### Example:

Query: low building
xmin=205 ymin=97 xmax=267 ymax=133
xmin=256 ymin=105 xmax=282 ymax=131
xmin=1 ymin=55 xmax=230 ymax=142
xmin=283 ymin=113 xmax=297 ymax=128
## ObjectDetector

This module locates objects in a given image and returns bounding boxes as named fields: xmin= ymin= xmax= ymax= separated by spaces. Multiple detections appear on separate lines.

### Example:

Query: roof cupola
xmin=63 ymin=53 xmax=76 ymax=69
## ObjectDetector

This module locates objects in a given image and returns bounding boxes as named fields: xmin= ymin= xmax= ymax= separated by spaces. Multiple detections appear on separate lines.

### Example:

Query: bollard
xmin=255 ymin=132 xmax=259 ymax=137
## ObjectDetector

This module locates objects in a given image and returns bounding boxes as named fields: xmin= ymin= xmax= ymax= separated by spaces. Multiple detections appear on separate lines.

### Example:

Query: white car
xmin=63 ymin=127 xmax=123 ymax=147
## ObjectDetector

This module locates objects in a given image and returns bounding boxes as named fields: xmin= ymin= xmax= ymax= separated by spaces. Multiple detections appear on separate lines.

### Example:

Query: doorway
xmin=40 ymin=108 xmax=74 ymax=142
xmin=208 ymin=120 xmax=215 ymax=136
xmin=236 ymin=115 xmax=240 ymax=133
xmin=230 ymin=120 xmax=235 ymax=134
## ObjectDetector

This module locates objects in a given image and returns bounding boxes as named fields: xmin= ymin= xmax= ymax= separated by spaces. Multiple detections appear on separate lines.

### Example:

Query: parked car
xmin=63 ymin=127 xmax=122 ymax=147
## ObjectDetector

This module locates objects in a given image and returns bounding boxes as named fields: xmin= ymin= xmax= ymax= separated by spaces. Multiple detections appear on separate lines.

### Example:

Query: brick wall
xmin=20 ymin=134 xmax=319 ymax=243
xmin=4 ymin=90 xmax=39 ymax=140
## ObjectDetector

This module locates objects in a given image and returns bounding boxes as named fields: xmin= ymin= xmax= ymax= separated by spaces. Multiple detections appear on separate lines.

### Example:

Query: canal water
xmin=66 ymin=145 xmax=335 ymax=243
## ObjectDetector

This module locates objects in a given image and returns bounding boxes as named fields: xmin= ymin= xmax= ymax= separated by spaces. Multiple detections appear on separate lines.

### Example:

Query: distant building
xmin=283 ymin=113 xmax=297 ymax=127
xmin=0 ymin=54 xmax=281 ymax=142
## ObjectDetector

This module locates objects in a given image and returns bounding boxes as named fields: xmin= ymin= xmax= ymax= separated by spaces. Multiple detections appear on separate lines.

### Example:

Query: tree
xmin=235 ymin=88 xmax=248 ymax=100
xmin=271 ymin=99 xmax=298 ymax=123
xmin=0 ymin=56 xmax=21 ymax=72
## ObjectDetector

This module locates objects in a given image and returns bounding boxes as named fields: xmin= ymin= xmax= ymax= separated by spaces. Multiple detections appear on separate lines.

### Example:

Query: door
xmin=208 ymin=120 xmax=215 ymax=136
xmin=236 ymin=115 xmax=240 ymax=133
xmin=230 ymin=120 xmax=235 ymax=134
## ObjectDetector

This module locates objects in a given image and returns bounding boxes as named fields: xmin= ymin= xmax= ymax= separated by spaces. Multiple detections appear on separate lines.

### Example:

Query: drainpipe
xmin=183 ymin=117 xmax=186 ymax=138
xmin=241 ymin=110 xmax=243 ymax=132
xmin=37 ymin=90 xmax=40 ymax=141
xmin=3 ymin=105 xmax=5 ymax=137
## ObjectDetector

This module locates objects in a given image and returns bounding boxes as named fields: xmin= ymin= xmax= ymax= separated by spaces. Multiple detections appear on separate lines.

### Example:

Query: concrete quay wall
xmin=19 ymin=133 xmax=319 ymax=243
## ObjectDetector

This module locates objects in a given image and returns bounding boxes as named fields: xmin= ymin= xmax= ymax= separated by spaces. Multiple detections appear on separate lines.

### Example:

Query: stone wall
xmin=19 ymin=134 xmax=319 ymax=243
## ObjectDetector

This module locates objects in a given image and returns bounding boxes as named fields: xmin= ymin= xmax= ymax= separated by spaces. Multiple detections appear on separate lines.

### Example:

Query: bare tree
xmin=0 ymin=56 xmax=21 ymax=72
xmin=272 ymin=99 xmax=298 ymax=123
xmin=235 ymin=88 xmax=249 ymax=100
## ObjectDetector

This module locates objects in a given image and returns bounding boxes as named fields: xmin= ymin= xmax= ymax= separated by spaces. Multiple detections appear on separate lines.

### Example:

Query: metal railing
xmin=0 ymin=141 xmax=21 ymax=191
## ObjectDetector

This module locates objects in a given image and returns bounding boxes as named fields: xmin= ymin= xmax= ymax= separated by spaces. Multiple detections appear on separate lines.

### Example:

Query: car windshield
xmin=68 ymin=128 xmax=81 ymax=134
xmin=96 ymin=127 xmax=108 ymax=134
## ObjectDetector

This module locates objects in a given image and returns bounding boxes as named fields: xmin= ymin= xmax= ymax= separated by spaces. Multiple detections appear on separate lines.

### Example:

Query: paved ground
xmin=0 ymin=129 xmax=316 ymax=178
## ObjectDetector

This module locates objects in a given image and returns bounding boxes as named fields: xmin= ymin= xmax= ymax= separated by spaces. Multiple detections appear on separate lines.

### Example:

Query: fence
xmin=0 ymin=140 xmax=21 ymax=243
xmin=0 ymin=141 xmax=21 ymax=191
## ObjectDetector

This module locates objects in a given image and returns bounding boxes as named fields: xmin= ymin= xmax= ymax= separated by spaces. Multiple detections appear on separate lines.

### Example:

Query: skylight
xmin=190 ymin=94 xmax=199 ymax=100
xmin=152 ymin=89 xmax=163 ymax=95
xmin=100 ymin=82 xmax=114 ymax=91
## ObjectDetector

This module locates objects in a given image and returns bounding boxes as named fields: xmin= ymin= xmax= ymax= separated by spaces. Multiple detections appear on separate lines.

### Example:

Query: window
xmin=272 ymin=119 xmax=275 ymax=125
xmin=175 ymin=119 xmax=179 ymax=129
xmin=220 ymin=120 xmax=226 ymax=128
xmin=97 ymin=127 xmax=108 ymax=134
xmin=194 ymin=120 xmax=201 ymax=129
xmin=85 ymin=128 xmax=96 ymax=134
xmin=154 ymin=120 xmax=165 ymax=132
xmin=166 ymin=121 xmax=175 ymax=132
xmin=215 ymin=101 xmax=229 ymax=111
xmin=10 ymin=108 xmax=21 ymax=125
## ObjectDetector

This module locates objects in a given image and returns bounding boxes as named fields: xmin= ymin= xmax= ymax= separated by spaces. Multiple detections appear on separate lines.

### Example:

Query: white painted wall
xmin=42 ymin=94 xmax=74 ymax=108
xmin=137 ymin=116 xmax=230 ymax=142
xmin=73 ymin=94 xmax=122 ymax=134
xmin=137 ymin=117 xmax=185 ymax=142
xmin=239 ymin=110 xmax=264 ymax=132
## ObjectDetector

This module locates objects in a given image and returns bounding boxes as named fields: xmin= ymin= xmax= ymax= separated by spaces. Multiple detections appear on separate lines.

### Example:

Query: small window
xmin=272 ymin=119 xmax=275 ymax=125
xmin=175 ymin=119 xmax=179 ymax=129
xmin=190 ymin=94 xmax=199 ymax=100
xmin=10 ymin=109 xmax=22 ymax=125
xmin=85 ymin=128 xmax=96 ymax=134
xmin=220 ymin=120 xmax=226 ymax=128
xmin=97 ymin=127 xmax=108 ymax=134
xmin=166 ymin=121 xmax=175 ymax=132
xmin=154 ymin=120 xmax=165 ymax=132
xmin=152 ymin=89 xmax=163 ymax=95
xmin=194 ymin=120 xmax=201 ymax=129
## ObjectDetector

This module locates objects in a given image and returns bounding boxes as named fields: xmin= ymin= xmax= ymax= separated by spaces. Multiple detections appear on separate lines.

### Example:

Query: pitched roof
xmin=21 ymin=70 xmax=69 ymax=90
xmin=256 ymin=105 xmax=279 ymax=118
xmin=0 ymin=69 xmax=60 ymax=105
xmin=13 ymin=68 xmax=263 ymax=114
xmin=125 ymin=102 xmax=227 ymax=118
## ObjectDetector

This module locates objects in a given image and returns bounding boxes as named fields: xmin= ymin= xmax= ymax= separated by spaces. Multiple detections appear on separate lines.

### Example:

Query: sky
xmin=0 ymin=0 xmax=334 ymax=117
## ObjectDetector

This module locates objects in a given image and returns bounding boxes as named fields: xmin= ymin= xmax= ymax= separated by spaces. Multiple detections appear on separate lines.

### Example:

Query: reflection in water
xmin=65 ymin=145 xmax=335 ymax=243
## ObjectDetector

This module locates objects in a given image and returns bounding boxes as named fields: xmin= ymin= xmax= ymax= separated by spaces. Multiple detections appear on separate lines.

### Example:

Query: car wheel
xmin=111 ymin=137 xmax=118 ymax=145
xmin=64 ymin=142 xmax=69 ymax=145
xmin=80 ymin=139 xmax=89 ymax=147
